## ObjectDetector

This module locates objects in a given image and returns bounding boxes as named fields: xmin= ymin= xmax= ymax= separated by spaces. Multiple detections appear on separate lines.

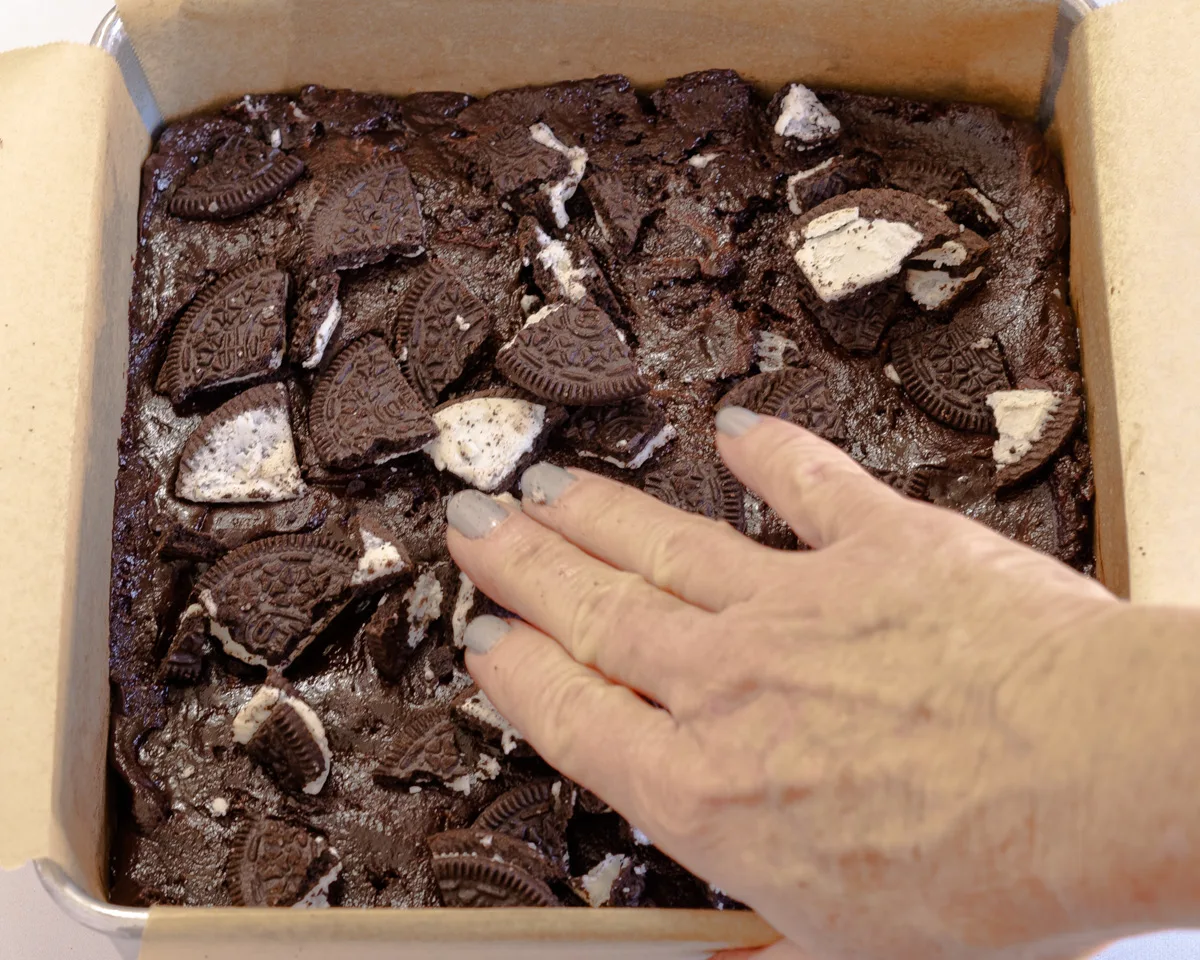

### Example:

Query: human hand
xmin=445 ymin=406 xmax=1123 ymax=960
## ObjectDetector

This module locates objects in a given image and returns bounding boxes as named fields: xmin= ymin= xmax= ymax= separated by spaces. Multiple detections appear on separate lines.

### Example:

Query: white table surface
xmin=2 ymin=1 xmax=1195 ymax=958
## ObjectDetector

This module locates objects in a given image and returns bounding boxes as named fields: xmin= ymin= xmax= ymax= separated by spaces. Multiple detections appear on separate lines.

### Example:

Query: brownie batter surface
xmin=108 ymin=73 xmax=1091 ymax=908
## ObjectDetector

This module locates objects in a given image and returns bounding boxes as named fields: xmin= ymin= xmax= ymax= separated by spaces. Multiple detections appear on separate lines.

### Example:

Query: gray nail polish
xmin=715 ymin=405 xmax=762 ymax=438
xmin=447 ymin=490 xmax=511 ymax=540
xmin=521 ymin=462 xmax=577 ymax=506
xmin=463 ymin=615 xmax=511 ymax=655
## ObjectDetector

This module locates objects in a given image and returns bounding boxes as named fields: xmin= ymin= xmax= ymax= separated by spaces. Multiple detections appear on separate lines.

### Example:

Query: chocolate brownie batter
xmin=108 ymin=73 xmax=1091 ymax=908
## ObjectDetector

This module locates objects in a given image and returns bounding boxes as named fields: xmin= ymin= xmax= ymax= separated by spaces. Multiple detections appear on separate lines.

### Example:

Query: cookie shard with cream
xmin=233 ymin=680 xmax=332 ymax=795
xmin=350 ymin=509 xmax=413 ymax=590
xmin=791 ymin=189 xmax=961 ymax=353
xmin=176 ymin=383 xmax=304 ymax=504
xmin=987 ymin=389 xmax=1083 ymax=488
xmin=291 ymin=273 xmax=343 ymax=370
xmin=905 ymin=228 xmax=991 ymax=312
xmin=423 ymin=393 xmax=554 ymax=493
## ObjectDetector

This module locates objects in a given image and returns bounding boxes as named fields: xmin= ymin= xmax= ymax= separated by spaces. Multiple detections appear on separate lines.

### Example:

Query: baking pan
xmin=2 ymin=0 xmax=1197 ymax=955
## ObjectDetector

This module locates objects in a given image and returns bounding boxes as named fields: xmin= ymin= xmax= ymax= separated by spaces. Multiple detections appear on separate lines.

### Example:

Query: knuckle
xmin=642 ymin=518 xmax=709 ymax=591
xmin=503 ymin=524 xmax=556 ymax=575
xmin=566 ymin=571 xmax=646 ymax=664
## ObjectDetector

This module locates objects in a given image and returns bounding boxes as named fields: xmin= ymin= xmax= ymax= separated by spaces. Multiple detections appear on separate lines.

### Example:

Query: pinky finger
xmin=463 ymin=615 xmax=683 ymax=830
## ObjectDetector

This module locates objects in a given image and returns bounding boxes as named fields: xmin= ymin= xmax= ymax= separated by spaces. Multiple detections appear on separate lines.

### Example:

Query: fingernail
xmin=447 ymin=490 xmax=512 ymax=540
xmin=520 ymin=462 xmax=577 ymax=506
xmin=463 ymin=615 xmax=511 ymax=655
xmin=715 ymin=406 xmax=762 ymax=438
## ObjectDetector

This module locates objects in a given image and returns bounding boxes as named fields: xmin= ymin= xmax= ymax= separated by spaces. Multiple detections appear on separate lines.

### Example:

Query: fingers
xmin=446 ymin=490 xmax=710 ymax=707
xmin=519 ymin=463 xmax=770 ymax=610
xmin=710 ymin=940 xmax=810 ymax=960
xmin=715 ymin=408 xmax=909 ymax=549
xmin=462 ymin=615 xmax=685 ymax=830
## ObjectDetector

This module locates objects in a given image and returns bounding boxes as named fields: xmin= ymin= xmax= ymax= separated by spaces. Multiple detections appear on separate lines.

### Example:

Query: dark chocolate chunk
xmin=175 ymin=383 xmax=303 ymax=504
xmin=394 ymin=262 xmax=494 ymax=403
xmin=891 ymin=325 xmax=1011 ymax=433
xmin=496 ymin=301 xmax=649 ymax=405
xmin=309 ymin=335 xmax=438 ymax=470
xmin=996 ymin=393 xmax=1083 ymax=489
xmin=290 ymin=273 xmax=342 ymax=370
xmin=374 ymin=710 xmax=473 ymax=788
xmin=719 ymin=369 xmax=845 ymax=443
xmin=583 ymin=171 xmax=646 ymax=255
xmin=562 ymin=397 xmax=674 ymax=469
xmin=155 ymin=260 xmax=289 ymax=407
xmin=227 ymin=819 xmax=340 ymax=907
xmin=241 ymin=694 xmax=330 ymax=795
xmin=169 ymin=135 xmax=304 ymax=219
xmin=194 ymin=532 xmax=358 ymax=668
xmin=643 ymin=461 xmax=745 ymax=531
xmin=306 ymin=157 xmax=426 ymax=271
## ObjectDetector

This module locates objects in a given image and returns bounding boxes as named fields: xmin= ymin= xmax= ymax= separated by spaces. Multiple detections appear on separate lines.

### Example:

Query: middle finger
xmin=446 ymin=490 xmax=711 ymax=709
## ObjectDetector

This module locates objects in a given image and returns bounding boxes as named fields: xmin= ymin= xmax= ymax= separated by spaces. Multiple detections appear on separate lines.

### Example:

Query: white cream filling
xmin=529 ymin=122 xmax=589 ymax=228
xmin=774 ymin=83 xmax=841 ymax=145
xmin=522 ymin=302 xmax=564 ymax=329
xmin=580 ymin=853 xmax=630 ymax=907
xmin=459 ymin=689 xmax=524 ymax=754
xmin=786 ymin=157 xmax=837 ymax=214
xmin=905 ymin=265 xmax=984 ymax=311
xmin=601 ymin=424 xmax=676 ymax=470
xmin=451 ymin=573 xmax=477 ymax=647
xmin=755 ymin=330 xmax=800 ymax=372
xmin=964 ymin=187 xmax=1003 ymax=225
xmin=909 ymin=240 xmax=969 ymax=270
xmin=986 ymin=389 xmax=1061 ymax=466
xmin=302 ymin=298 xmax=342 ymax=370
xmin=294 ymin=855 xmax=342 ymax=909
xmin=631 ymin=828 xmax=652 ymax=846
xmin=687 ymin=152 xmax=718 ymax=169
xmin=424 ymin=397 xmax=548 ymax=492
xmin=519 ymin=293 xmax=542 ymax=316
xmin=403 ymin=569 xmax=444 ymax=649
xmin=794 ymin=206 xmax=924 ymax=302
xmin=208 ymin=797 xmax=229 ymax=816
xmin=176 ymin=393 xmax=304 ymax=503
xmin=351 ymin=529 xmax=406 ymax=586
xmin=532 ymin=224 xmax=593 ymax=302
xmin=232 ymin=684 xmax=332 ymax=794
xmin=884 ymin=363 xmax=902 ymax=385
xmin=476 ymin=754 xmax=502 ymax=780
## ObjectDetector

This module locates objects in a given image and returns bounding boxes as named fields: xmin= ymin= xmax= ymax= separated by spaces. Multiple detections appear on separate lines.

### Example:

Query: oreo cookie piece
xmin=156 ymin=260 xmax=289 ymax=407
xmin=428 ymin=829 xmax=561 ymax=907
xmin=424 ymin=393 xmax=553 ymax=493
xmin=639 ymin=201 xmax=738 ymax=281
xmin=306 ymin=157 xmax=426 ymax=271
xmin=452 ymin=686 xmax=526 ymax=756
xmin=892 ymin=325 xmax=1011 ymax=433
xmin=947 ymin=186 xmax=1005 ymax=236
xmin=871 ymin=464 xmax=938 ymax=501
xmin=349 ymin=508 xmax=413 ymax=589
xmin=175 ymin=383 xmax=304 ymax=504
xmin=583 ymin=171 xmax=646 ymax=256
xmin=786 ymin=154 xmax=878 ymax=214
xmin=770 ymin=83 xmax=842 ymax=151
xmin=475 ymin=124 xmax=570 ymax=197
xmin=904 ymin=229 xmax=991 ymax=312
xmin=474 ymin=779 xmax=575 ymax=869
xmin=309 ymin=335 xmax=438 ymax=470
xmin=160 ymin=602 xmax=210 ymax=684
xmin=362 ymin=592 xmax=410 ymax=682
xmin=497 ymin=301 xmax=649 ymax=405
xmin=517 ymin=217 xmax=620 ymax=316
xmin=194 ymin=532 xmax=358 ymax=668
xmin=719 ymin=370 xmax=846 ymax=443
xmin=232 ymin=679 xmax=331 ymax=795
xmin=987 ymin=390 xmax=1083 ymax=488
xmin=394 ymin=262 xmax=494 ymax=404
xmin=790 ymin=189 xmax=960 ymax=352
xmin=642 ymin=461 xmax=745 ymax=531
xmin=563 ymin=397 xmax=676 ymax=470
xmin=374 ymin=709 xmax=474 ymax=788
xmin=227 ymin=819 xmax=341 ymax=907
xmin=572 ymin=853 xmax=645 ymax=907
xmin=291 ymin=274 xmax=342 ymax=370
xmin=169 ymin=135 xmax=304 ymax=219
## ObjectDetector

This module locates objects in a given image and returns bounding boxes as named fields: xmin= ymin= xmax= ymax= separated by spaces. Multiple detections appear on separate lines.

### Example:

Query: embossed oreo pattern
xmin=170 ymin=135 xmax=304 ymax=220
xmin=156 ymin=260 xmax=289 ymax=406
xmin=643 ymin=461 xmax=745 ymax=531
xmin=892 ymin=325 xmax=1012 ymax=433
